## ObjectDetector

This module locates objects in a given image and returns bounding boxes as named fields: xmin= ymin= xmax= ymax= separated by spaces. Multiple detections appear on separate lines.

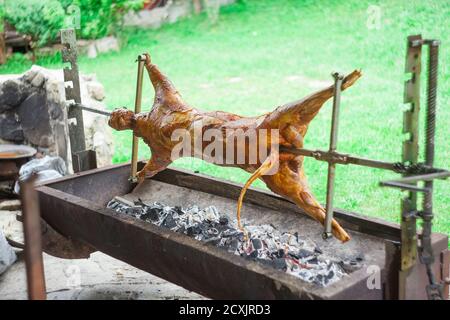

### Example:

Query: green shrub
xmin=70 ymin=0 xmax=145 ymax=40
xmin=3 ymin=0 xmax=65 ymax=48
xmin=1 ymin=0 xmax=145 ymax=47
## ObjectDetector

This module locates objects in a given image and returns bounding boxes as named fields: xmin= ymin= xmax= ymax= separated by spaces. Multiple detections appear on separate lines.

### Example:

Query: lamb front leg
xmin=136 ymin=155 xmax=172 ymax=183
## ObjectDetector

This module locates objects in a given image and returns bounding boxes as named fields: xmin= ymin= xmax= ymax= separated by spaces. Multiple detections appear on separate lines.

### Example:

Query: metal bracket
xmin=60 ymin=29 xmax=97 ymax=173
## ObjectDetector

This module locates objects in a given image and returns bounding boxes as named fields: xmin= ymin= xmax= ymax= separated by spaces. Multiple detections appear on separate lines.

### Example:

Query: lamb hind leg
xmin=296 ymin=190 xmax=350 ymax=242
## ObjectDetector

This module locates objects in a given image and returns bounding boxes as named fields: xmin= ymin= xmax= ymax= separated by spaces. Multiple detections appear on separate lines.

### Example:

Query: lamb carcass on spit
xmin=108 ymin=53 xmax=361 ymax=242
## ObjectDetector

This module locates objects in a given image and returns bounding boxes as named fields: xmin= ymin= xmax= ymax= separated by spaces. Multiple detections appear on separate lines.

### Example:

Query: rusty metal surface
xmin=36 ymin=163 xmax=448 ymax=299
xmin=40 ymin=218 xmax=95 ymax=259
xmin=36 ymin=163 xmax=387 ymax=299
xmin=20 ymin=174 xmax=46 ymax=300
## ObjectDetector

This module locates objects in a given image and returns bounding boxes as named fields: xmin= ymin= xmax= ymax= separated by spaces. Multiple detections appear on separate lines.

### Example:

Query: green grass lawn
xmin=1 ymin=0 xmax=448 ymax=236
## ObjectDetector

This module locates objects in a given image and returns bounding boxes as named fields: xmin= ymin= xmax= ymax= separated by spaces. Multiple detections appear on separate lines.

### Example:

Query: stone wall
xmin=0 ymin=66 xmax=113 ymax=172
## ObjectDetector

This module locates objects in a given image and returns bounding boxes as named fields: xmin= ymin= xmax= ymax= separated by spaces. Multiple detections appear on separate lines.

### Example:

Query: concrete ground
xmin=0 ymin=202 xmax=205 ymax=300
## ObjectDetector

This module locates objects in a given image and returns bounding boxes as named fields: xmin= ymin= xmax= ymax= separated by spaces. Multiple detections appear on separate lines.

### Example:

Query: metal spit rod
xmin=69 ymin=103 xmax=112 ymax=117
xmin=75 ymin=100 xmax=412 ymax=175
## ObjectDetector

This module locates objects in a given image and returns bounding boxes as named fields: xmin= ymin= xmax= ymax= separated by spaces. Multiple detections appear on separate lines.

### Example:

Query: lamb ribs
xmin=108 ymin=53 xmax=362 ymax=242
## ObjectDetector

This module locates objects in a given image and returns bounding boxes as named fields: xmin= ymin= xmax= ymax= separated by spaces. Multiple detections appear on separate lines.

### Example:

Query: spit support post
xmin=322 ymin=72 xmax=344 ymax=239
xmin=20 ymin=174 xmax=47 ymax=300
xmin=61 ymin=28 xmax=97 ymax=173
xmin=380 ymin=36 xmax=447 ymax=300
xmin=129 ymin=55 xmax=146 ymax=182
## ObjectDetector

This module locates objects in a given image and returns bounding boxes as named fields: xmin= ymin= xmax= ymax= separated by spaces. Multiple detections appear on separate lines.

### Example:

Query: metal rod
xmin=380 ymin=181 xmax=431 ymax=193
xmin=323 ymin=72 xmax=344 ymax=239
xmin=20 ymin=174 xmax=47 ymax=300
xmin=420 ymin=40 xmax=441 ymax=299
xmin=423 ymin=40 xmax=439 ymax=215
xmin=279 ymin=146 xmax=398 ymax=171
xmin=70 ymin=103 xmax=112 ymax=117
xmin=130 ymin=55 xmax=146 ymax=182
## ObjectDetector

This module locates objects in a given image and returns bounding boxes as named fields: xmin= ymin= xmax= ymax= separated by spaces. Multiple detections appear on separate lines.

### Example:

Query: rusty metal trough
xmin=35 ymin=162 xmax=449 ymax=299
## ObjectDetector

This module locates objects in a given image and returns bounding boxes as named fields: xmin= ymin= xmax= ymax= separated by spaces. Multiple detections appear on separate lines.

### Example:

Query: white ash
xmin=107 ymin=198 xmax=351 ymax=287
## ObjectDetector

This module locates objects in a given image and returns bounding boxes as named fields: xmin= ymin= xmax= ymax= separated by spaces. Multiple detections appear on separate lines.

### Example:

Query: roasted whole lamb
xmin=109 ymin=53 xmax=361 ymax=242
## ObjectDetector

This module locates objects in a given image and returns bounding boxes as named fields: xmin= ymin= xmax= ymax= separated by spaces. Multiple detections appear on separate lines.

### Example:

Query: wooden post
xmin=193 ymin=0 xmax=202 ymax=14
xmin=0 ymin=32 xmax=6 ymax=65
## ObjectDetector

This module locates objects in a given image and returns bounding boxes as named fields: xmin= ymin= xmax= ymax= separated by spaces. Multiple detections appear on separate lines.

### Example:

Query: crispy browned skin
xmin=109 ymin=53 xmax=361 ymax=242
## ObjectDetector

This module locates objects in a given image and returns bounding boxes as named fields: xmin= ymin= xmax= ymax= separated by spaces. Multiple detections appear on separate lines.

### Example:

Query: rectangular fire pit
xmin=36 ymin=162 xmax=449 ymax=299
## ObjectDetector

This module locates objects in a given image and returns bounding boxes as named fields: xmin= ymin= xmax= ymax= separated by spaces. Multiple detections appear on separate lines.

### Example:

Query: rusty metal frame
xmin=35 ymin=162 xmax=448 ymax=299
xmin=20 ymin=174 xmax=46 ymax=300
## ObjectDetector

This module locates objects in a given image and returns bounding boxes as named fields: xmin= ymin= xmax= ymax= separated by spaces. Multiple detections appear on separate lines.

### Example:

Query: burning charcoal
xmin=276 ymin=249 xmax=285 ymax=258
xmin=251 ymin=238 xmax=262 ymax=250
xmin=326 ymin=270 xmax=335 ymax=280
xmin=352 ymin=252 xmax=365 ymax=262
xmin=273 ymin=258 xmax=287 ymax=271
xmin=107 ymin=198 xmax=347 ymax=287
xmin=186 ymin=226 xmax=201 ymax=236
xmin=206 ymin=227 xmax=219 ymax=237
xmin=126 ymin=206 xmax=142 ymax=216
xmin=203 ymin=206 xmax=220 ymax=221
xmin=107 ymin=200 xmax=119 ymax=209
xmin=174 ymin=206 xmax=184 ymax=215
xmin=314 ymin=274 xmax=324 ymax=285
xmin=248 ymin=250 xmax=258 ymax=259
xmin=140 ymin=207 xmax=160 ymax=222
xmin=288 ymin=251 xmax=299 ymax=259
xmin=298 ymin=248 xmax=314 ymax=259
xmin=280 ymin=233 xmax=290 ymax=244
xmin=162 ymin=214 xmax=177 ymax=229
xmin=307 ymin=257 xmax=318 ymax=265
xmin=228 ymin=238 xmax=239 ymax=252
xmin=219 ymin=215 xmax=229 ymax=225
xmin=264 ymin=238 xmax=278 ymax=252
xmin=221 ymin=229 xmax=239 ymax=238
xmin=235 ymin=232 xmax=245 ymax=242
xmin=314 ymin=246 xmax=323 ymax=254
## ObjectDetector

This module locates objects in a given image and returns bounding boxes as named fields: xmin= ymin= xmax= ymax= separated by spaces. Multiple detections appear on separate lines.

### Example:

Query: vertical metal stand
xmin=61 ymin=29 xmax=97 ymax=173
xmin=130 ymin=55 xmax=146 ymax=182
xmin=322 ymin=72 xmax=344 ymax=239
xmin=398 ymin=35 xmax=422 ymax=298
xmin=385 ymin=35 xmax=445 ymax=300
xmin=20 ymin=174 xmax=47 ymax=300
xmin=420 ymin=39 xmax=442 ymax=300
